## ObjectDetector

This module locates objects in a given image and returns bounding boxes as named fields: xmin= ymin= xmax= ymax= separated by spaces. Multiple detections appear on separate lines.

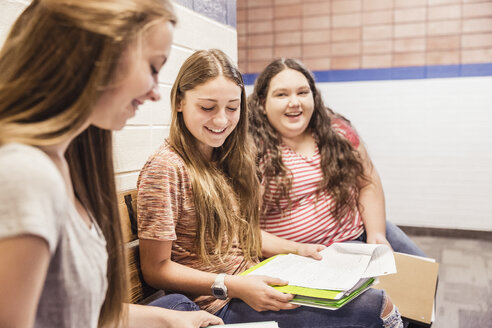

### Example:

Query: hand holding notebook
xmin=241 ymin=243 xmax=397 ymax=310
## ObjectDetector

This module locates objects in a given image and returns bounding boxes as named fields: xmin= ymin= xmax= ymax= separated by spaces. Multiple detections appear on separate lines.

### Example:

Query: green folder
xmin=241 ymin=255 xmax=375 ymax=310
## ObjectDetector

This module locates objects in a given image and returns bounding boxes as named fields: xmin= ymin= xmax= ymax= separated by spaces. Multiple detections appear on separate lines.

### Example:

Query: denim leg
xmin=147 ymin=293 xmax=201 ymax=311
xmin=215 ymin=288 xmax=387 ymax=328
xmin=384 ymin=222 xmax=426 ymax=257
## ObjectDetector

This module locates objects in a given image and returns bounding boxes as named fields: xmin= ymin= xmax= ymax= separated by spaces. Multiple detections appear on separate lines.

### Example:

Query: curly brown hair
xmin=247 ymin=58 xmax=369 ymax=221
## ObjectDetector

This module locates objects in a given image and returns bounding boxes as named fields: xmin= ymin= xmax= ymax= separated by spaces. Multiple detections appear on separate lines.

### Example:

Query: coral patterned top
xmin=260 ymin=118 xmax=365 ymax=246
xmin=137 ymin=141 xmax=254 ymax=314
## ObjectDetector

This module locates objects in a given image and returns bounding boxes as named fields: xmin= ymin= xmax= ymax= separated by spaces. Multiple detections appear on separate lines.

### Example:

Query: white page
xmin=209 ymin=322 xmax=279 ymax=328
xmin=348 ymin=244 xmax=397 ymax=277
xmin=249 ymin=243 xmax=395 ymax=291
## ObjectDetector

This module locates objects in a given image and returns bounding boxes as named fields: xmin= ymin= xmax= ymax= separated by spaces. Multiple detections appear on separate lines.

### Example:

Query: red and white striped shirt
xmin=260 ymin=118 xmax=364 ymax=246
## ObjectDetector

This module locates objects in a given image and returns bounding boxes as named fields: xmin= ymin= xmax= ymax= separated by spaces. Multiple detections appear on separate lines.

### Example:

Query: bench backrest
xmin=117 ymin=190 xmax=159 ymax=304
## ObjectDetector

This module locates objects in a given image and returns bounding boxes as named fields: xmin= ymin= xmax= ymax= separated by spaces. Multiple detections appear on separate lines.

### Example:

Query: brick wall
xmin=237 ymin=0 xmax=492 ymax=74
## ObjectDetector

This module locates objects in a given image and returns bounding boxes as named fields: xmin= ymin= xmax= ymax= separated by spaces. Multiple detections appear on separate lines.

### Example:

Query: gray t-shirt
xmin=0 ymin=143 xmax=108 ymax=328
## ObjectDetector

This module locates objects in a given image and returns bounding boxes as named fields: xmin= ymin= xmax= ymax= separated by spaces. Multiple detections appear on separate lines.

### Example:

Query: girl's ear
xmin=177 ymin=99 xmax=184 ymax=112
xmin=261 ymin=101 xmax=267 ymax=115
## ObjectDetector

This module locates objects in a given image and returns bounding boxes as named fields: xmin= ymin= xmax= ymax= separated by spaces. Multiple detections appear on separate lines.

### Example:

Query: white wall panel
xmin=158 ymin=44 xmax=194 ymax=85
xmin=316 ymin=76 xmax=492 ymax=231
xmin=0 ymin=0 xmax=28 ymax=46
xmin=113 ymin=127 xmax=153 ymax=173
xmin=173 ymin=4 xmax=238 ymax=61
xmin=115 ymin=172 xmax=140 ymax=192
xmin=126 ymin=85 xmax=173 ymax=126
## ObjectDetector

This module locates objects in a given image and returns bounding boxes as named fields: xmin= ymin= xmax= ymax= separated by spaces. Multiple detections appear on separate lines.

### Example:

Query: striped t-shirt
xmin=137 ymin=141 xmax=253 ymax=314
xmin=260 ymin=118 xmax=365 ymax=246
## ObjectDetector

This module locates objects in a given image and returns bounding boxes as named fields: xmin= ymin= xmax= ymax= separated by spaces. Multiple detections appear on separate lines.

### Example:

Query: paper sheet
xmin=249 ymin=243 xmax=396 ymax=291
xmin=209 ymin=322 xmax=278 ymax=328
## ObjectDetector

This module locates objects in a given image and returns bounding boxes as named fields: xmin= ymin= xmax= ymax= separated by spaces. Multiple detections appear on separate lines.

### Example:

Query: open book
xmin=241 ymin=243 xmax=396 ymax=310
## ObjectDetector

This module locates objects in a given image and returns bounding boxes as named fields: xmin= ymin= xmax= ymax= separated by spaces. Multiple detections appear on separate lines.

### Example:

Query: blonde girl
xmin=0 ymin=1 xmax=221 ymax=327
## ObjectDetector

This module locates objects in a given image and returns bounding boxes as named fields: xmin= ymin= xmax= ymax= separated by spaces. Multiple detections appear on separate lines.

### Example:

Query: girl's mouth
xmin=285 ymin=112 xmax=302 ymax=118
xmin=205 ymin=126 xmax=226 ymax=134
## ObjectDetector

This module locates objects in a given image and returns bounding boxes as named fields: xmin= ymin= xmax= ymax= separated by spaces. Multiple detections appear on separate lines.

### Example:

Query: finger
xmin=199 ymin=313 xmax=224 ymax=326
xmin=310 ymin=251 xmax=323 ymax=260
xmin=263 ymin=276 xmax=289 ymax=286
xmin=200 ymin=319 xmax=224 ymax=327
xmin=271 ymin=300 xmax=300 ymax=311
xmin=270 ymin=289 xmax=295 ymax=303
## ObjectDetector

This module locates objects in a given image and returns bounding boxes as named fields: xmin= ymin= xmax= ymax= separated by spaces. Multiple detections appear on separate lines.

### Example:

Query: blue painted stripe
xmin=242 ymin=63 xmax=492 ymax=85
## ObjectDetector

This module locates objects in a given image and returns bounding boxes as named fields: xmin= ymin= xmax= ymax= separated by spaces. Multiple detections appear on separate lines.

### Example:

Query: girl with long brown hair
xmin=248 ymin=58 xmax=425 ymax=263
xmin=0 ymin=1 xmax=221 ymax=327
xmin=137 ymin=49 xmax=402 ymax=327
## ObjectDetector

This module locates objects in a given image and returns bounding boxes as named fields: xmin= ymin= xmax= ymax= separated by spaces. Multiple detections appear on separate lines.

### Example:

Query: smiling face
xmin=178 ymin=75 xmax=241 ymax=159
xmin=89 ymin=20 xmax=174 ymax=131
xmin=264 ymin=68 xmax=315 ymax=143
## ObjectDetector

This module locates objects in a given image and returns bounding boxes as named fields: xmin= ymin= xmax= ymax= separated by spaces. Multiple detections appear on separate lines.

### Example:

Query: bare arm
xmin=0 ymin=235 xmax=50 ymax=328
xmin=260 ymin=230 xmax=325 ymax=260
xmin=124 ymin=303 xmax=223 ymax=328
xmin=139 ymin=238 xmax=297 ymax=312
xmin=357 ymin=141 xmax=391 ymax=248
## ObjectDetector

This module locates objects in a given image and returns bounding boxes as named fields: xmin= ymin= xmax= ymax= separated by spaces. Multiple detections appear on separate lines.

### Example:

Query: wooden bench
xmin=117 ymin=190 xmax=164 ymax=304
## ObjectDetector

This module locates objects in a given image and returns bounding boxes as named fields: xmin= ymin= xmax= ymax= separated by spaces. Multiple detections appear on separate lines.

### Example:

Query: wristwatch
xmin=211 ymin=273 xmax=228 ymax=300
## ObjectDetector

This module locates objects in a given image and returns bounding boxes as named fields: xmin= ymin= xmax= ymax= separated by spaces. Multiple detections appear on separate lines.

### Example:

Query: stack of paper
xmin=241 ymin=243 xmax=396 ymax=310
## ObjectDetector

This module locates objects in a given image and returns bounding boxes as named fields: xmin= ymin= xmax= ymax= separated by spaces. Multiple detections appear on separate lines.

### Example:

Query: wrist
xmin=224 ymin=274 xmax=241 ymax=299
xmin=292 ymin=241 xmax=303 ymax=255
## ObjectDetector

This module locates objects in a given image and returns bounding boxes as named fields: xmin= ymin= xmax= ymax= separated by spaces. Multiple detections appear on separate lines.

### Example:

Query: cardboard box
xmin=373 ymin=252 xmax=439 ymax=327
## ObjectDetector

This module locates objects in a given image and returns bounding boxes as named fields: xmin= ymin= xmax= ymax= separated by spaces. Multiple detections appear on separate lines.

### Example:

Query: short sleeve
xmin=331 ymin=117 xmax=360 ymax=149
xmin=0 ymin=144 xmax=65 ymax=253
xmin=137 ymin=154 xmax=182 ymax=241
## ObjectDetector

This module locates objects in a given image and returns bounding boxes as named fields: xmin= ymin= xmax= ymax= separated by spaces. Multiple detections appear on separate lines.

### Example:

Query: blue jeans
xmin=355 ymin=221 xmax=426 ymax=257
xmin=148 ymin=293 xmax=201 ymax=311
xmin=215 ymin=288 xmax=387 ymax=328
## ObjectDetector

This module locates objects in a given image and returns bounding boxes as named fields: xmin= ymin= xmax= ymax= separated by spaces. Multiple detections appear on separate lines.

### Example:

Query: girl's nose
xmin=288 ymin=96 xmax=300 ymax=107
xmin=148 ymin=84 xmax=161 ymax=102
xmin=213 ymin=108 xmax=228 ymax=125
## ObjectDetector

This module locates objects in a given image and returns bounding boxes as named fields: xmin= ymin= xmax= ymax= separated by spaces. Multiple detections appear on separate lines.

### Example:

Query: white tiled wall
xmin=315 ymin=77 xmax=492 ymax=231
xmin=0 ymin=1 xmax=238 ymax=194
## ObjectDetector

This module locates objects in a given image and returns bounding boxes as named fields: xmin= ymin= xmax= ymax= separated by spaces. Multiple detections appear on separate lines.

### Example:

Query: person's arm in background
xmin=357 ymin=140 xmax=391 ymax=248
xmin=260 ymin=230 xmax=325 ymax=259
xmin=124 ymin=302 xmax=223 ymax=328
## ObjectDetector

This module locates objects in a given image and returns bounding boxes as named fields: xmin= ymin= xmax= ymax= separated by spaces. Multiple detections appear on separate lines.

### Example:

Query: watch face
xmin=212 ymin=287 xmax=226 ymax=299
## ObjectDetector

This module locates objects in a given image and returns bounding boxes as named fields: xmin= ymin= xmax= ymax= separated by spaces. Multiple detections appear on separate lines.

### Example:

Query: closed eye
xmin=150 ymin=65 xmax=158 ymax=75
xmin=201 ymin=106 xmax=215 ymax=111
xmin=227 ymin=107 xmax=239 ymax=111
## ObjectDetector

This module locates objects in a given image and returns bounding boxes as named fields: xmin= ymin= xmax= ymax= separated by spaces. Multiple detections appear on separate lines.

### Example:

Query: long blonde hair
xmin=0 ymin=0 xmax=176 ymax=326
xmin=169 ymin=49 xmax=262 ymax=265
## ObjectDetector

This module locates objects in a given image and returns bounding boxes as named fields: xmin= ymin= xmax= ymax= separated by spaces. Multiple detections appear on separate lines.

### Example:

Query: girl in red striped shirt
xmin=248 ymin=58 xmax=425 ymax=258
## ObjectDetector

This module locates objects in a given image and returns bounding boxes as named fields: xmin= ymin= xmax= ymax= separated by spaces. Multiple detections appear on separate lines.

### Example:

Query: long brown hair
xmin=169 ymin=49 xmax=262 ymax=265
xmin=248 ymin=58 xmax=368 ymax=221
xmin=0 ymin=0 xmax=176 ymax=326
